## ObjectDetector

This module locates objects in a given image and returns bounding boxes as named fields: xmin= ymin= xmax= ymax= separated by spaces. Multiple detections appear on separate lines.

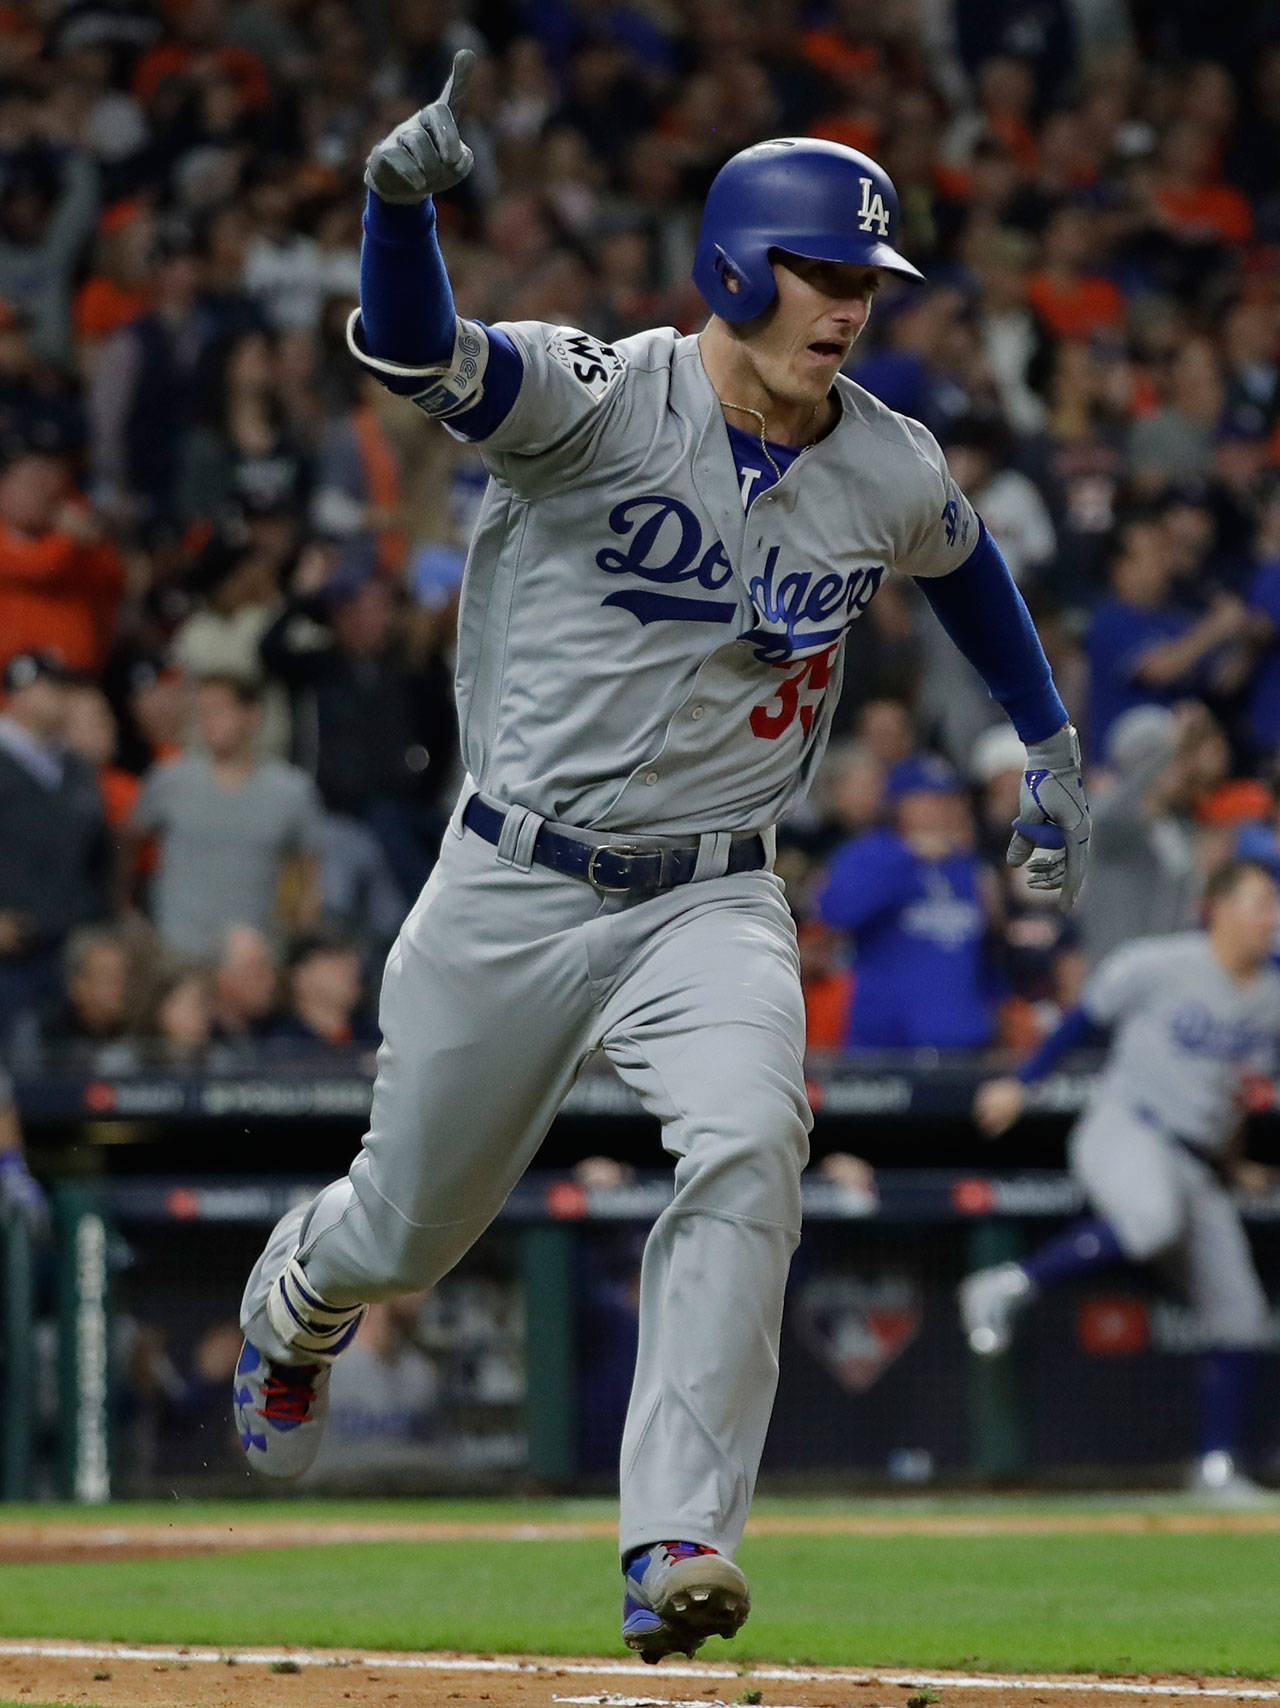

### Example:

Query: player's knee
xmin=372 ymin=1217 xmax=472 ymax=1296
xmin=1117 ymin=1201 xmax=1185 ymax=1263
xmin=674 ymin=1070 xmax=812 ymax=1229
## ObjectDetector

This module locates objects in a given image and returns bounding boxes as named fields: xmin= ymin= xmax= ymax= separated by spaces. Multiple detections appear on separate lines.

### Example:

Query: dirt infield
xmin=0 ymin=1642 xmax=1277 ymax=1708
xmin=4 ymin=1511 xmax=1280 ymax=1565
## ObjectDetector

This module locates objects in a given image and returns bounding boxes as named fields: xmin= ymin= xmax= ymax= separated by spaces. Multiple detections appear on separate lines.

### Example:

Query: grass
xmin=1 ymin=1498 xmax=1279 ymax=1675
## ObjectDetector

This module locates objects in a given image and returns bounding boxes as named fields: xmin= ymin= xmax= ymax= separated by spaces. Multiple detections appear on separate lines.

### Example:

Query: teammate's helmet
xmin=692 ymin=137 xmax=925 ymax=324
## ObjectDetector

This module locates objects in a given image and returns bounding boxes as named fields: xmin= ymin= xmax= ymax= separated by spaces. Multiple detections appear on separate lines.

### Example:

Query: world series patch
xmin=546 ymin=328 xmax=627 ymax=400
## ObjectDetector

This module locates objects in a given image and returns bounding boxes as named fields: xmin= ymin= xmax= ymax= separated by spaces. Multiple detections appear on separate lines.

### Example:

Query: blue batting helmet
xmin=692 ymin=138 xmax=925 ymax=324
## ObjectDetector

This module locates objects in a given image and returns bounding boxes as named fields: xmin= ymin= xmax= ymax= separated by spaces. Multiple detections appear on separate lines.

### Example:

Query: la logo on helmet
xmin=857 ymin=176 xmax=890 ymax=236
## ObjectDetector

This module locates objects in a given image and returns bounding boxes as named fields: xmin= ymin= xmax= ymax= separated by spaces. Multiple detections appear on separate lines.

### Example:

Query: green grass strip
xmin=1 ymin=1530 xmax=1278 ymax=1675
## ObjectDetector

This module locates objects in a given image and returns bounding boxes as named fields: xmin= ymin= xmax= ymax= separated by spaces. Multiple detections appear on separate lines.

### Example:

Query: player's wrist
xmin=1025 ymin=723 xmax=1080 ymax=773
xmin=363 ymin=189 xmax=436 ymax=235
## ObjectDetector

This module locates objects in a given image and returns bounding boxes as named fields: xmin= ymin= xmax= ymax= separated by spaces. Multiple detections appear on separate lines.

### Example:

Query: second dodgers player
xmin=232 ymin=51 xmax=1091 ymax=1662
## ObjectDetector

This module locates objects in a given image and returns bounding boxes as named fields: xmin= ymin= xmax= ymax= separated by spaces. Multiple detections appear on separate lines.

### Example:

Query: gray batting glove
xmin=1007 ymin=723 xmax=1091 ymax=913
xmin=364 ymin=48 xmax=476 ymax=204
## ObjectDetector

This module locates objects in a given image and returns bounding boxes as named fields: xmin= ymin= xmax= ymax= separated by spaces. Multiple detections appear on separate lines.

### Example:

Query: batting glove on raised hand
xmin=1007 ymin=723 xmax=1091 ymax=913
xmin=365 ymin=48 xmax=476 ymax=204
xmin=0 ymin=1150 xmax=50 ymax=1243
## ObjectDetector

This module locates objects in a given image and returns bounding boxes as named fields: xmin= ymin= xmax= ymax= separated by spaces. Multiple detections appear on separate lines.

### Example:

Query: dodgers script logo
xmin=1168 ymin=1003 xmax=1269 ymax=1062
xmin=745 ymin=547 xmax=884 ymax=662
xmin=595 ymin=494 xmax=885 ymax=660
xmin=596 ymin=495 xmax=736 ymax=626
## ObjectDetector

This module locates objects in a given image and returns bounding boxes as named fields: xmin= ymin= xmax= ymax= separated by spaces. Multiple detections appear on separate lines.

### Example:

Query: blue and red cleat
xmin=622 ymin=1541 xmax=750 ymax=1663
xmin=234 ymin=1341 xmax=339 ymax=1480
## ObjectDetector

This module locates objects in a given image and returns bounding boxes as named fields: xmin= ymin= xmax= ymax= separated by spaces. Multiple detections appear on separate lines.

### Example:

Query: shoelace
xmin=256 ymin=1369 xmax=319 ymax=1424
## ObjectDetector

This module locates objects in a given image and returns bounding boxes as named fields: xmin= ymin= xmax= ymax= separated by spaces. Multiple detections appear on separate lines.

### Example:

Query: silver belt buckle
xmin=586 ymin=841 xmax=658 ymax=893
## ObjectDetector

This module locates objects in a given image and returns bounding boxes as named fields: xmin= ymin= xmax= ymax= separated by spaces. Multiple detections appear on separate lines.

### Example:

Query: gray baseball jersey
xmin=356 ymin=319 xmax=978 ymax=832
xmin=1082 ymin=932 xmax=1280 ymax=1154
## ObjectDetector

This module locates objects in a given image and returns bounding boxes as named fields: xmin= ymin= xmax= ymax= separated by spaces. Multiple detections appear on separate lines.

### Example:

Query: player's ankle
xmin=264 ymin=1256 xmax=366 ymax=1362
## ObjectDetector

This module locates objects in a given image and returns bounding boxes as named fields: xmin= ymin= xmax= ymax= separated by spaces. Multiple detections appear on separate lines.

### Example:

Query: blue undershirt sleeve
xmin=358 ymin=191 xmax=522 ymax=437
xmin=1014 ymin=1005 xmax=1106 ymax=1085
xmin=915 ymin=522 xmax=1068 ymax=745
xmin=360 ymin=193 xmax=456 ymax=371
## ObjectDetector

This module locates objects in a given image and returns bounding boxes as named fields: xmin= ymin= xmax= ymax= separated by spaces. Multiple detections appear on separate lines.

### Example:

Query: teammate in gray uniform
xmin=964 ymin=859 xmax=1280 ymax=1503
xmin=233 ymin=51 xmax=1091 ymax=1658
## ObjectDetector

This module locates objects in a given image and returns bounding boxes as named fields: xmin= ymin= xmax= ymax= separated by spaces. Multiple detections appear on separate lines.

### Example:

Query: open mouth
xmin=807 ymin=340 xmax=846 ymax=359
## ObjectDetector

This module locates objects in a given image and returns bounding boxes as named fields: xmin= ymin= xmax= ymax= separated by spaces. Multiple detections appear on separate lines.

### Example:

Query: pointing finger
xmin=440 ymin=47 xmax=476 ymax=113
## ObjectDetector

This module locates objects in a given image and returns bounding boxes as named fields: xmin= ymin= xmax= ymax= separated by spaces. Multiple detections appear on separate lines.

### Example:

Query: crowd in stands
xmin=3 ymin=0 xmax=1280 ymax=1068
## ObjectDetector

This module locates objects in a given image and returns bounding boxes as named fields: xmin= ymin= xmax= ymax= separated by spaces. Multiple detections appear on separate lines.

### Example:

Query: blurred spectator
xmin=0 ymin=652 xmax=112 ymax=1043
xmin=1085 ymin=515 xmax=1251 ymax=753
xmin=1148 ymin=118 xmax=1254 ymax=249
xmin=168 ymin=524 xmax=290 ymax=756
xmin=261 ymin=552 xmax=455 ymax=903
xmin=311 ymin=375 xmax=408 ymax=573
xmin=87 ymin=230 xmax=230 ymax=531
xmin=817 ymin=756 xmax=1000 ymax=1050
xmin=1081 ymin=701 xmax=1226 ymax=966
xmin=63 ymin=681 xmax=139 ymax=828
xmin=969 ymin=226 xmax=1045 ymax=435
xmin=942 ymin=412 xmax=1056 ymax=586
xmin=39 ymin=923 xmax=135 ymax=1050
xmin=0 ymin=119 xmax=100 ymax=366
xmin=74 ymin=200 xmax=155 ymax=358
xmin=851 ymin=699 xmax=916 ymax=769
xmin=309 ymin=1295 xmax=440 ymax=1480
xmin=174 ymin=326 xmax=311 ymax=525
xmin=268 ymin=930 xmax=377 ymax=1051
xmin=150 ymin=964 xmax=215 ymax=1060
xmin=1126 ymin=338 xmax=1225 ymax=495
xmin=211 ymin=923 xmax=280 ymax=1043
xmin=1240 ymin=489 xmax=1280 ymax=752
xmin=0 ymin=451 xmax=125 ymax=677
xmin=0 ymin=305 xmax=86 ymax=460
xmin=241 ymin=175 xmax=356 ymax=334
xmin=1026 ymin=206 xmax=1125 ymax=343
xmin=127 ymin=675 xmax=321 ymax=956
xmin=799 ymin=920 xmax=853 ymax=1053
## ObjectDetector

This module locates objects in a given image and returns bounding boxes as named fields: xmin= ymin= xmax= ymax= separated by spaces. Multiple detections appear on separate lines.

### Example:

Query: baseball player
xmin=964 ymin=858 xmax=1280 ymax=1503
xmin=233 ymin=51 xmax=1090 ymax=1660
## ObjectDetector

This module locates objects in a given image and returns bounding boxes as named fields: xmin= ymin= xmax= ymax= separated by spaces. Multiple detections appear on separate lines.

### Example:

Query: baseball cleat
xmin=621 ymin=1541 xmax=750 ymax=1663
xmin=233 ymin=1340 xmax=334 ymax=1479
xmin=1188 ymin=1451 xmax=1276 ymax=1508
xmin=958 ymin=1261 xmax=1033 ymax=1356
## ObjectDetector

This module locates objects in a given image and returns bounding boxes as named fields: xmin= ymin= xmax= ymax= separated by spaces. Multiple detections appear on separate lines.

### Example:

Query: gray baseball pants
xmin=241 ymin=804 xmax=812 ymax=1557
xmin=1070 ymin=1101 xmax=1269 ymax=1347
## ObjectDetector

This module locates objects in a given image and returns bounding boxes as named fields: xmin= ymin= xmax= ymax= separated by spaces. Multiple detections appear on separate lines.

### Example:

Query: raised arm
xmin=351 ymin=49 xmax=522 ymax=438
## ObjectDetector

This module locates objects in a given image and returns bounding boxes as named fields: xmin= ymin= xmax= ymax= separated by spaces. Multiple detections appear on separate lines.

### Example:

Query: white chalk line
xmin=552 ymin=1697 xmax=796 ymax=1706
xmin=0 ymin=1640 xmax=1275 ymax=1699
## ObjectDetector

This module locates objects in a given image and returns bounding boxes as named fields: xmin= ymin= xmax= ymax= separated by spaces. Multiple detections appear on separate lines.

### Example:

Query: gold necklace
xmin=722 ymin=399 xmax=821 ymax=481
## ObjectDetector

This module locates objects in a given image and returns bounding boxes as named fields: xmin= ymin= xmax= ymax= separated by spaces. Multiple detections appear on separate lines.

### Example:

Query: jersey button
xmin=644 ymin=770 xmax=659 ymax=785
xmin=690 ymin=704 xmax=705 ymax=720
